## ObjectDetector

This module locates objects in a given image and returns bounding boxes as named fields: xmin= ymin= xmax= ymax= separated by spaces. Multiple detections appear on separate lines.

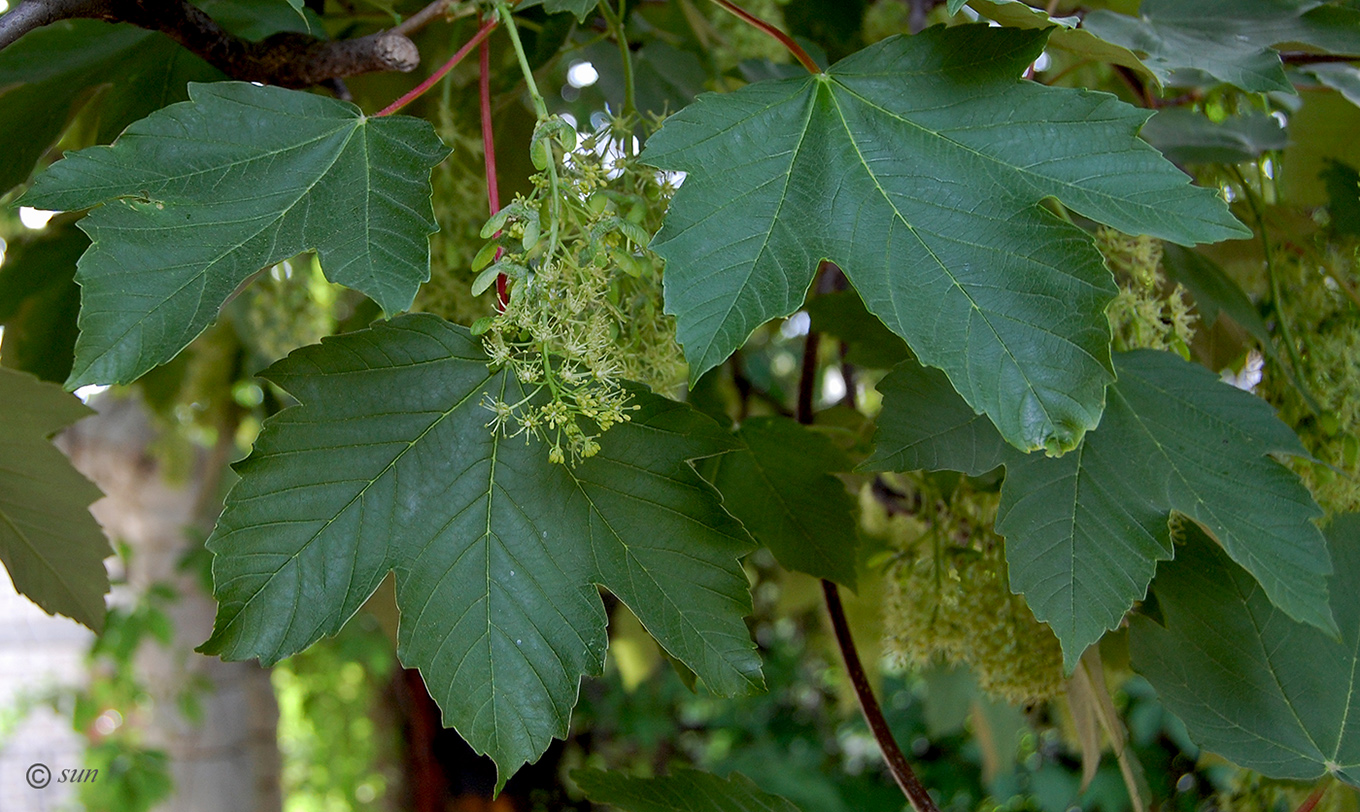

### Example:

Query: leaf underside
xmin=1131 ymin=519 xmax=1360 ymax=787
xmin=0 ymin=368 xmax=111 ymax=631
xmin=21 ymin=81 xmax=450 ymax=389
xmin=199 ymin=314 xmax=761 ymax=787
xmin=644 ymin=24 xmax=1246 ymax=455
xmin=865 ymin=349 xmax=1333 ymax=669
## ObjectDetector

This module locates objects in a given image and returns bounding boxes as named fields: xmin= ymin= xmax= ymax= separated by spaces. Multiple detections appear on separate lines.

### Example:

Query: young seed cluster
xmin=1097 ymin=228 xmax=1196 ymax=356
xmin=472 ymin=115 xmax=686 ymax=464
xmin=1259 ymin=247 xmax=1360 ymax=514
xmin=866 ymin=473 xmax=1065 ymax=706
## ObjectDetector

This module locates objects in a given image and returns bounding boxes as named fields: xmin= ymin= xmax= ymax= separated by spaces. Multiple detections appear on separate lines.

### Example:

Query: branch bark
xmin=0 ymin=0 xmax=436 ymax=87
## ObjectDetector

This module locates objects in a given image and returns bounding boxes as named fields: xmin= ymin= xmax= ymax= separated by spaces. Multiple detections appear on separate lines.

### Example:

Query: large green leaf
xmin=199 ymin=314 xmax=760 ymax=785
xmin=1131 ymin=519 xmax=1360 ymax=786
xmin=0 ymin=224 xmax=87 ymax=383
xmin=865 ymin=350 xmax=1333 ymax=669
xmin=1083 ymin=0 xmax=1360 ymax=93
xmin=21 ymin=81 xmax=450 ymax=389
xmin=0 ymin=368 xmax=111 ymax=631
xmin=706 ymin=417 xmax=859 ymax=588
xmin=574 ymin=767 xmax=805 ymax=812
xmin=644 ymin=24 xmax=1246 ymax=455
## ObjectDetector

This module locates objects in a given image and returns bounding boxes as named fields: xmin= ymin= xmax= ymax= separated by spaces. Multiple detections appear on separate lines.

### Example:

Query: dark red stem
xmin=375 ymin=17 xmax=498 ymax=117
xmin=1295 ymin=785 xmax=1328 ymax=812
xmin=708 ymin=0 xmax=819 ymax=75
xmin=478 ymin=14 xmax=510 ymax=311
xmin=822 ymin=581 xmax=942 ymax=812
xmin=794 ymin=264 xmax=939 ymax=812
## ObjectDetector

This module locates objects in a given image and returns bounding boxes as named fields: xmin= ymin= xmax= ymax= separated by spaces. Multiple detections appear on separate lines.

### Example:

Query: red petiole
xmin=708 ymin=0 xmax=820 ymax=75
xmin=374 ymin=17 xmax=499 ymax=117
xmin=478 ymin=13 xmax=509 ymax=310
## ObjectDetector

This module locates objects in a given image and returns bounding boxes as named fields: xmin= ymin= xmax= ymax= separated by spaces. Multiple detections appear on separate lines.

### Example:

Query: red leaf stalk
xmin=375 ymin=17 xmax=499 ymax=117
xmin=478 ymin=13 xmax=509 ymax=310
xmin=708 ymin=0 xmax=819 ymax=74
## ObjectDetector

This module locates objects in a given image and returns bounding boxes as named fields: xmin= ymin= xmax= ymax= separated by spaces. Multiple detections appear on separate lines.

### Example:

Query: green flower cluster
xmin=866 ymin=473 xmax=1065 ymax=706
xmin=473 ymin=116 xmax=686 ymax=464
xmin=1259 ymin=248 xmax=1360 ymax=514
xmin=1097 ymin=228 xmax=1196 ymax=356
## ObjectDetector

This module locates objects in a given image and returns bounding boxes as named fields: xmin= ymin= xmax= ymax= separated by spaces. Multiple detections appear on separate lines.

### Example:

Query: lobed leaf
xmin=199 ymin=314 xmax=761 ymax=786
xmin=645 ymin=25 xmax=1246 ymax=454
xmin=866 ymin=350 xmax=1333 ymax=669
xmin=22 ymin=81 xmax=450 ymax=389
xmin=1131 ymin=519 xmax=1360 ymax=787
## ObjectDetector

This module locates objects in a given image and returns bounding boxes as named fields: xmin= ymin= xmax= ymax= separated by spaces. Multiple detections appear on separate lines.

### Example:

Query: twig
xmin=707 ymin=0 xmax=819 ymax=74
xmin=391 ymin=0 xmax=457 ymax=37
xmin=822 ymin=581 xmax=942 ymax=812
xmin=1280 ymin=52 xmax=1360 ymax=64
xmin=375 ymin=17 xmax=497 ymax=116
xmin=0 ymin=0 xmax=421 ymax=86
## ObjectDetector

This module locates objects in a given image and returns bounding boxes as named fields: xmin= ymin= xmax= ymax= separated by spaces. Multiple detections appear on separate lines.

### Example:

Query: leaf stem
xmin=822 ymin=580 xmax=942 ymax=812
xmin=494 ymin=0 xmax=549 ymax=119
xmin=1229 ymin=164 xmax=1322 ymax=414
xmin=598 ymin=0 xmax=637 ymax=121
xmin=375 ymin=17 xmax=498 ymax=116
xmin=495 ymin=0 xmax=562 ymax=258
xmin=706 ymin=0 xmax=819 ymax=75
xmin=795 ymin=264 xmax=937 ymax=812
xmin=1295 ymin=783 xmax=1328 ymax=812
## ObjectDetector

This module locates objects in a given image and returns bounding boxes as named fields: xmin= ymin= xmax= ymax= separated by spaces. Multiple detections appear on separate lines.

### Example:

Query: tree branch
xmin=0 ymin=0 xmax=434 ymax=87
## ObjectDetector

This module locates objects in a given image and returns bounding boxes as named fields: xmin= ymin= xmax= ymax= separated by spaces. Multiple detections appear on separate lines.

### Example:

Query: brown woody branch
xmin=1280 ymin=52 xmax=1360 ymax=64
xmin=0 ymin=0 xmax=457 ymax=87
